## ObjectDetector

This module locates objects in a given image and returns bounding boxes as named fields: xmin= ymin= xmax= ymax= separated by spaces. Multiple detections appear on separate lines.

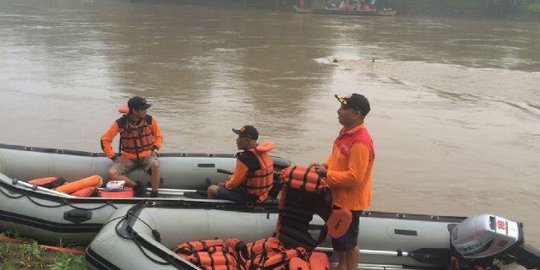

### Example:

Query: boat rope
xmin=113 ymin=212 xmax=170 ymax=265
xmin=0 ymin=185 xmax=118 ymax=211
xmin=111 ymin=204 xmax=191 ymax=268
xmin=0 ymin=236 xmax=84 ymax=255
xmin=0 ymin=186 xmax=25 ymax=199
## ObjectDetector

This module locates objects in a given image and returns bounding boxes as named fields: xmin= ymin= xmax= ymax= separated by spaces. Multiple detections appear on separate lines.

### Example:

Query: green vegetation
xmin=0 ymin=233 xmax=85 ymax=270
xmin=380 ymin=0 xmax=540 ymax=17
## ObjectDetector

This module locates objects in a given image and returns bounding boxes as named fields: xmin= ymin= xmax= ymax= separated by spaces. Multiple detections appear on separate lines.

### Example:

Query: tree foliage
xmin=381 ymin=0 xmax=540 ymax=17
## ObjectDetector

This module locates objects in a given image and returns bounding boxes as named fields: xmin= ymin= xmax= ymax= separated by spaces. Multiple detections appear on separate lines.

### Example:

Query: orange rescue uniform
xmin=225 ymin=142 xmax=274 ymax=203
xmin=101 ymin=115 xmax=163 ymax=160
xmin=324 ymin=124 xmax=374 ymax=211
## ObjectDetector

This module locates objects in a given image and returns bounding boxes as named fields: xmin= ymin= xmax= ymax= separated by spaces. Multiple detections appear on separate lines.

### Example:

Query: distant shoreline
xmin=131 ymin=0 xmax=540 ymax=20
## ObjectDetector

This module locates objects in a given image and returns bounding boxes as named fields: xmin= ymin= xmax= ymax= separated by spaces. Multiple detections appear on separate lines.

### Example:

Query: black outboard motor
xmin=268 ymin=156 xmax=291 ymax=199
xmin=450 ymin=214 xmax=540 ymax=269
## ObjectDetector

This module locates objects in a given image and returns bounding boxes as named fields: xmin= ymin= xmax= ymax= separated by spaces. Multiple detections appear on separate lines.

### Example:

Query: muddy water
xmin=1 ymin=0 xmax=539 ymax=263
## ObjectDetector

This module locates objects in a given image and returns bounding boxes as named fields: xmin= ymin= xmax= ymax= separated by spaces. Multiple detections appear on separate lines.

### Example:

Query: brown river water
xmin=1 ymin=0 xmax=539 ymax=266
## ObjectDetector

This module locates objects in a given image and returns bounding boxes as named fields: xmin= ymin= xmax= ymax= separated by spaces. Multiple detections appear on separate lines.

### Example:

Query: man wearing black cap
xmin=101 ymin=96 xmax=163 ymax=197
xmin=207 ymin=125 xmax=275 ymax=203
xmin=311 ymin=93 xmax=375 ymax=270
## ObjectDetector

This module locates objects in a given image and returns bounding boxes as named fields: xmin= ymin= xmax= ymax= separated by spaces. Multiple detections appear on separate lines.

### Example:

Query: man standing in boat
xmin=311 ymin=93 xmax=374 ymax=270
xmin=207 ymin=125 xmax=274 ymax=203
xmin=101 ymin=96 xmax=163 ymax=197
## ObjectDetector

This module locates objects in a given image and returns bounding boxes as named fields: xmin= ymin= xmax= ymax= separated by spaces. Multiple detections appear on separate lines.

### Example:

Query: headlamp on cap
xmin=335 ymin=93 xmax=370 ymax=116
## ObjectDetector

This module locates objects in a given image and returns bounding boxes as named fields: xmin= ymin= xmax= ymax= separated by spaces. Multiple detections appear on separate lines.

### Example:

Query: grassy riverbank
xmin=0 ymin=233 xmax=85 ymax=270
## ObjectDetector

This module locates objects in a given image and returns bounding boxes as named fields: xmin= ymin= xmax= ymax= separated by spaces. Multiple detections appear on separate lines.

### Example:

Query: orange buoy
xmin=54 ymin=175 xmax=103 ymax=194
xmin=28 ymin=177 xmax=66 ymax=189
xmin=326 ymin=208 xmax=352 ymax=238
xmin=118 ymin=105 xmax=129 ymax=114
xmin=71 ymin=186 xmax=97 ymax=197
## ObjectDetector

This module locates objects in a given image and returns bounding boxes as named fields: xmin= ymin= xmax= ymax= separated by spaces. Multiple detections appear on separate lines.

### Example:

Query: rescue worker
xmin=311 ymin=93 xmax=374 ymax=270
xmin=207 ymin=125 xmax=274 ymax=203
xmin=101 ymin=96 xmax=163 ymax=197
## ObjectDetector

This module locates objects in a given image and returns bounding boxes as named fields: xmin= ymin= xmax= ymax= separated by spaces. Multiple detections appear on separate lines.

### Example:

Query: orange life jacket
xmin=260 ymin=247 xmax=309 ymax=269
xmin=116 ymin=115 xmax=155 ymax=157
xmin=239 ymin=237 xmax=284 ymax=268
xmin=174 ymin=239 xmax=227 ymax=255
xmin=174 ymin=239 xmax=242 ymax=270
xmin=277 ymin=166 xmax=332 ymax=250
xmin=243 ymin=244 xmax=308 ymax=270
xmin=289 ymin=257 xmax=310 ymax=270
xmin=186 ymin=250 xmax=239 ymax=269
xmin=308 ymin=252 xmax=330 ymax=270
xmin=244 ymin=142 xmax=274 ymax=197
xmin=174 ymin=237 xmax=310 ymax=270
xmin=279 ymin=166 xmax=328 ymax=193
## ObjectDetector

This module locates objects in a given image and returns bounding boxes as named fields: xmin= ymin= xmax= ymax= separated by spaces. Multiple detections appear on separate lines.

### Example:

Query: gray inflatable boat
xmin=0 ymin=143 xmax=289 ymax=245
xmin=85 ymin=202 xmax=540 ymax=270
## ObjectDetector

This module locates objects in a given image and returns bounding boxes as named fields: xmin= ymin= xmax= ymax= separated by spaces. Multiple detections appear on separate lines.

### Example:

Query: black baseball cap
xmin=335 ymin=93 xmax=371 ymax=116
xmin=232 ymin=125 xmax=259 ymax=140
xmin=127 ymin=96 xmax=151 ymax=110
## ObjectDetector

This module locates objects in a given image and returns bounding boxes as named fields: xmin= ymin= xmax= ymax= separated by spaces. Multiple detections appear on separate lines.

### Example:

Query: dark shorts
xmin=331 ymin=210 xmax=363 ymax=252
xmin=216 ymin=186 xmax=257 ymax=203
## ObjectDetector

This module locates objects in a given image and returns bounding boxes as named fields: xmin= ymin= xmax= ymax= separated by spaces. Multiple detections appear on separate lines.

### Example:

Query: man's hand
xmin=313 ymin=165 xmax=327 ymax=177
xmin=309 ymin=162 xmax=322 ymax=168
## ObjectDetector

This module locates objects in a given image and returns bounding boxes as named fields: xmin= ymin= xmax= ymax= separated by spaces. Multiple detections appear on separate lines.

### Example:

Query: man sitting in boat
xmin=339 ymin=0 xmax=351 ymax=11
xmin=361 ymin=0 xmax=375 ymax=11
xmin=311 ymin=93 xmax=374 ymax=270
xmin=207 ymin=125 xmax=274 ymax=203
xmin=101 ymin=96 xmax=163 ymax=197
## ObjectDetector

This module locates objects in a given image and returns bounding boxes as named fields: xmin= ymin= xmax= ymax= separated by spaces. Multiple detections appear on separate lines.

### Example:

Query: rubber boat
xmin=294 ymin=5 xmax=398 ymax=16
xmin=86 ymin=165 xmax=540 ymax=270
xmin=0 ymin=143 xmax=289 ymax=245
xmin=85 ymin=201 xmax=540 ymax=270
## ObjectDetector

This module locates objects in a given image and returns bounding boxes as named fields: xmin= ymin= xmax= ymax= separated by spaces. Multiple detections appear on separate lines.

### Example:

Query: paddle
xmin=14 ymin=179 xmax=74 ymax=198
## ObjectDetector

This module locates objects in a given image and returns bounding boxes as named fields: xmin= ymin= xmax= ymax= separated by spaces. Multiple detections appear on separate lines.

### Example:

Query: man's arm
xmin=152 ymin=118 xmax=163 ymax=150
xmin=325 ymin=143 xmax=371 ymax=188
xmin=101 ymin=122 xmax=120 ymax=160
xmin=224 ymin=160 xmax=249 ymax=190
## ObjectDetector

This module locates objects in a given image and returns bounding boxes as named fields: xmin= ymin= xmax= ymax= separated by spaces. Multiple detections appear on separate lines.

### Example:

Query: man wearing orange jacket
xmin=101 ymin=96 xmax=163 ymax=197
xmin=207 ymin=125 xmax=274 ymax=203
xmin=311 ymin=93 xmax=374 ymax=270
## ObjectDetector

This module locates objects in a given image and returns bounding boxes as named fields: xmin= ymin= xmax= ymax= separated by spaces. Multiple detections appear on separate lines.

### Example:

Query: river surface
xmin=1 ymin=0 xmax=539 ymax=265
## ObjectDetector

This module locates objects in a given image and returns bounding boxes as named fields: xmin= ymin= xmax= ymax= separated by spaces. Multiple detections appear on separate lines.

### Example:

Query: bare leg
xmin=150 ymin=161 xmax=160 ymax=192
xmin=108 ymin=167 xmax=137 ymax=187
xmin=345 ymin=246 xmax=360 ymax=270
xmin=207 ymin=185 xmax=219 ymax=199
xmin=335 ymin=251 xmax=346 ymax=270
